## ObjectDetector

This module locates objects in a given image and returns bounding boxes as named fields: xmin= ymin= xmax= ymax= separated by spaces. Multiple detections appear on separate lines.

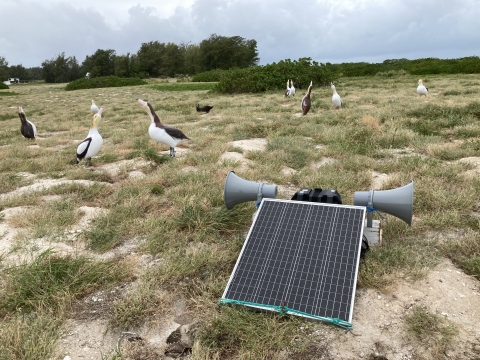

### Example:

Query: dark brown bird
xmin=137 ymin=99 xmax=190 ymax=157
xmin=301 ymin=81 xmax=313 ymax=115
xmin=18 ymin=107 xmax=37 ymax=139
xmin=196 ymin=104 xmax=214 ymax=113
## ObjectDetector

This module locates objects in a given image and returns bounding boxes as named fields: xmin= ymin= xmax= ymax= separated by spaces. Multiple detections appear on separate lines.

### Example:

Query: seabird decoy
xmin=417 ymin=80 xmax=428 ymax=97
xmin=301 ymin=81 xmax=313 ymax=115
xmin=284 ymin=79 xmax=291 ymax=97
xmin=331 ymin=82 xmax=342 ymax=109
xmin=196 ymin=104 xmax=214 ymax=113
xmin=76 ymin=108 xmax=104 ymax=166
xmin=18 ymin=107 xmax=37 ymax=139
xmin=138 ymin=99 xmax=190 ymax=157
xmin=290 ymin=80 xmax=295 ymax=96
xmin=91 ymin=100 xmax=99 ymax=114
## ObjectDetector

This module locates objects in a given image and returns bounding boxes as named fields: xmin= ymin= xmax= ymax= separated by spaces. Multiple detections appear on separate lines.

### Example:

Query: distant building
xmin=3 ymin=80 xmax=10 ymax=86
xmin=8 ymin=78 xmax=20 ymax=83
xmin=86 ymin=72 xmax=91 ymax=79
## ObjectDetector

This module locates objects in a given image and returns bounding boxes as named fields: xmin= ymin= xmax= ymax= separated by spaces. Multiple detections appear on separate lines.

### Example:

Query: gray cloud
xmin=1 ymin=0 xmax=479 ymax=68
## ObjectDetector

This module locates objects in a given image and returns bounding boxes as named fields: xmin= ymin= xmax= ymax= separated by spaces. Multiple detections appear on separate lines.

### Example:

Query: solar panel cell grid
xmin=221 ymin=199 xmax=365 ymax=327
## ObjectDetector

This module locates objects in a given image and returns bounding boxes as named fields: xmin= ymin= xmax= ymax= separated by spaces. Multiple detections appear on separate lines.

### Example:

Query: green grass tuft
xmin=197 ymin=306 xmax=329 ymax=359
xmin=0 ymin=250 xmax=130 ymax=314
xmin=404 ymin=306 xmax=458 ymax=352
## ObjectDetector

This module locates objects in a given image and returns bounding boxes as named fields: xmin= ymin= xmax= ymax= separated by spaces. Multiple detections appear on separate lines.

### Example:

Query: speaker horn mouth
xmin=353 ymin=181 xmax=414 ymax=226
xmin=224 ymin=171 xmax=278 ymax=209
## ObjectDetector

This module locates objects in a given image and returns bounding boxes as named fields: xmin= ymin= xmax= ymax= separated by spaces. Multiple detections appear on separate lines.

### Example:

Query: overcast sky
xmin=1 ymin=0 xmax=479 ymax=68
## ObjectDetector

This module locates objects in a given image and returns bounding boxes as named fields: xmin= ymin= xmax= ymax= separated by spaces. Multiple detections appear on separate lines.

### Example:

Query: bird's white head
xmin=137 ymin=98 xmax=155 ymax=122
xmin=418 ymin=79 xmax=423 ymax=85
xmin=91 ymin=107 xmax=103 ymax=128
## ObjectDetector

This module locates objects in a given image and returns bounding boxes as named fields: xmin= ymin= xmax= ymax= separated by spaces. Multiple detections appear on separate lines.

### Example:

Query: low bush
xmin=215 ymin=57 xmax=337 ymax=94
xmin=65 ymin=76 xmax=147 ymax=91
xmin=192 ymin=69 xmax=225 ymax=82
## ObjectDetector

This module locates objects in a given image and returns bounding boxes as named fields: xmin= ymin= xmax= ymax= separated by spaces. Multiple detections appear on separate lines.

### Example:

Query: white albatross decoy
xmin=417 ymin=79 xmax=428 ymax=97
xmin=137 ymin=99 xmax=190 ymax=157
xmin=91 ymin=100 xmax=99 ymax=114
xmin=284 ymin=79 xmax=291 ymax=97
xmin=290 ymin=80 xmax=295 ymax=96
xmin=331 ymin=82 xmax=342 ymax=109
xmin=302 ymin=81 xmax=313 ymax=115
xmin=18 ymin=107 xmax=37 ymax=139
xmin=76 ymin=108 xmax=104 ymax=166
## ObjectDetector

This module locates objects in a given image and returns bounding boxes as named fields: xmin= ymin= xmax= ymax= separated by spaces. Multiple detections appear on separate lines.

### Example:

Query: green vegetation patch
xmin=0 ymin=311 xmax=61 ymax=360
xmin=405 ymin=306 xmax=458 ymax=352
xmin=216 ymin=57 xmax=336 ymax=94
xmin=197 ymin=306 xmax=329 ymax=359
xmin=0 ymin=92 xmax=17 ymax=96
xmin=0 ymin=82 xmax=9 ymax=90
xmin=406 ymin=102 xmax=480 ymax=136
xmin=150 ymin=82 xmax=216 ymax=91
xmin=192 ymin=69 xmax=225 ymax=82
xmin=0 ymin=250 xmax=130 ymax=314
xmin=442 ymin=229 xmax=480 ymax=279
xmin=0 ymin=172 xmax=34 ymax=195
xmin=65 ymin=76 xmax=147 ymax=91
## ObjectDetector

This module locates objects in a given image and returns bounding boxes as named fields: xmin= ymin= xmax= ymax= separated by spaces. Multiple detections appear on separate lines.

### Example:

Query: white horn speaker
xmin=354 ymin=181 xmax=414 ymax=226
xmin=224 ymin=171 xmax=278 ymax=210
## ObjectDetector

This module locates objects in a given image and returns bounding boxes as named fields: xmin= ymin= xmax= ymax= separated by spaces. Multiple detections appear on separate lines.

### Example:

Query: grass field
xmin=0 ymin=75 xmax=480 ymax=359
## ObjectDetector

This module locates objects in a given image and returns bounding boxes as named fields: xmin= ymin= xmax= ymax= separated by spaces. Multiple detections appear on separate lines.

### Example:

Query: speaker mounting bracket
xmin=367 ymin=190 xmax=374 ymax=228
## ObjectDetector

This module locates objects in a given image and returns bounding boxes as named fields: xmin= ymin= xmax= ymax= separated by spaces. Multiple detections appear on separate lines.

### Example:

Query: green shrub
xmin=0 ymin=82 xmax=9 ymax=90
xmin=192 ymin=69 xmax=225 ymax=82
xmin=65 ymin=76 xmax=147 ymax=91
xmin=215 ymin=57 xmax=337 ymax=94
xmin=150 ymin=83 xmax=216 ymax=91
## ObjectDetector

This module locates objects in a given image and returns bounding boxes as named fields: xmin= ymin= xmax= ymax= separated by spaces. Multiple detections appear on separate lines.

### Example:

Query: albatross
xmin=331 ymin=82 xmax=342 ymax=109
xmin=18 ymin=107 xmax=37 ymax=139
xmin=417 ymin=80 xmax=428 ymax=97
xmin=76 ymin=108 xmax=104 ymax=166
xmin=301 ymin=81 xmax=313 ymax=115
xmin=284 ymin=79 xmax=291 ymax=97
xmin=290 ymin=80 xmax=296 ymax=96
xmin=91 ymin=100 xmax=99 ymax=114
xmin=137 ymin=98 xmax=190 ymax=157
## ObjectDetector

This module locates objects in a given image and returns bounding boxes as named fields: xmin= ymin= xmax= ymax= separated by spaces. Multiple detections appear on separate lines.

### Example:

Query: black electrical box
xmin=291 ymin=188 xmax=342 ymax=204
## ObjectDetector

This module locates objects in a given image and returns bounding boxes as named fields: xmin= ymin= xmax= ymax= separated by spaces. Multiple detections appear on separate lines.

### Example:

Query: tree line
xmin=2 ymin=42 xmax=480 ymax=84
xmin=0 ymin=34 xmax=259 ymax=84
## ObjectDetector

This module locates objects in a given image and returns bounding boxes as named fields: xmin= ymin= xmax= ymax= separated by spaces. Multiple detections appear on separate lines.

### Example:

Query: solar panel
xmin=220 ymin=198 xmax=366 ymax=329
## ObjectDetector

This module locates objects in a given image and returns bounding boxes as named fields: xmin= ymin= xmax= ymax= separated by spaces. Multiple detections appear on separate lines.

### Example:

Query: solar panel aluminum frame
xmin=220 ymin=198 xmax=366 ymax=329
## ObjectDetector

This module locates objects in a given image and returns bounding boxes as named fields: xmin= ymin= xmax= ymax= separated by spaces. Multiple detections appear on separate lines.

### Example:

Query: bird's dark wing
xmin=302 ymin=97 xmax=311 ymax=115
xmin=76 ymin=137 xmax=92 ymax=162
xmin=21 ymin=122 xmax=35 ymax=138
xmin=165 ymin=127 xmax=189 ymax=140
